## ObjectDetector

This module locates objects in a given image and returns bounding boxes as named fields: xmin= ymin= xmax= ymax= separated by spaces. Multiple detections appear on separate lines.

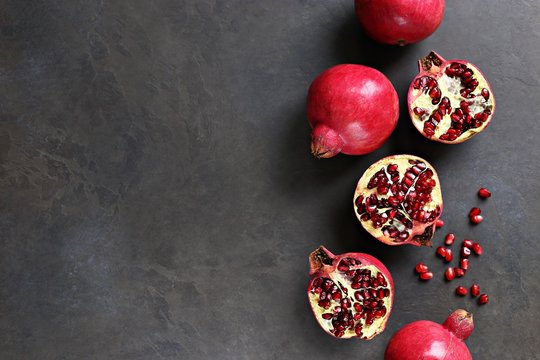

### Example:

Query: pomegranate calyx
xmin=442 ymin=309 xmax=474 ymax=341
xmin=309 ymin=246 xmax=334 ymax=273
xmin=310 ymin=124 xmax=344 ymax=159
xmin=419 ymin=51 xmax=444 ymax=72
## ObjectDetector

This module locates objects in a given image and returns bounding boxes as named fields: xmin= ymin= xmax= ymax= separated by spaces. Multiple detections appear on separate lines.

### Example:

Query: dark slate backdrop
xmin=1 ymin=1 xmax=539 ymax=359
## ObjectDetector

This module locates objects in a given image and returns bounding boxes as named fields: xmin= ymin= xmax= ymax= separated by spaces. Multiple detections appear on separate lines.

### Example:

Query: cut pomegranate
xmin=385 ymin=309 xmax=473 ymax=360
xmin=415 ymin=263 xmax=429 ymax=274
xmin=408 ymin=51 xmax=496 ymax=143
xmin=471 ymin=284 xmax=480 ymax=297
xmin=459 ymin=259 xmax=469 ymax=270
xmin=308 ymin=246 xmax=394 ymax=339
xmin=478 ymin=188 xmax=491 ymax=199
xmin=354 ymin=155 xmax=443 ymax=246
xmin=445 ymin=268 xmax=455 ymax=281
xmin=478 ymin=294 xmax=489 ymax=305
xmin=470 ymin=215 xmax=484 ymax=224
xmin=455 ymin=286 xmax=468 ymax=296
xmin=307 ymin=64 xmax=399 ymax=158
xmin=435 ymin=219 xmax=444 ymax=228
xmin=454 ymin=268 xmax=465 ymax=278
xmin=355 ymin=0 xmax=445 ymax=46
xmin=445 ymin=233 xmax=455 ymax=246
xmin=472 ymin=243 xmax=483 ymax=255
xmin=419 ymin=272 xmax=434 ymax=281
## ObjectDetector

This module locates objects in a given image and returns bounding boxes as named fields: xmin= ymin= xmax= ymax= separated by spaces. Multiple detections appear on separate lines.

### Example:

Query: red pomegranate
xmin=355 ymin=0 xmax=445 ymax=46
xmin=307 ymin=64 xmax=399 ymax=158
xmin=354 ymin=154 xmax=443 ymax=246
xmin=307 ymin=246 xmax=394 ymax=339
xmin=385 ymin=309 xmax=474 ymax=360
xmin=408 ymin=51 xmax=496 ymax=143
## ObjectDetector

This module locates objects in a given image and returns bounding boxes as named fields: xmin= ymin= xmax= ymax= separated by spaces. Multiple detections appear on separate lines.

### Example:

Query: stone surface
xmin=1 ymin=1 xmax=539 ymax=359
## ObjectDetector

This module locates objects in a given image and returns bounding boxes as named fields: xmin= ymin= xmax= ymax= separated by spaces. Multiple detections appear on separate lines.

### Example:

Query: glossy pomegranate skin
xmin=355 ymin=0 xmax=445 ymax=45
xmin=307 ymin=64 xmax=399 ymax=158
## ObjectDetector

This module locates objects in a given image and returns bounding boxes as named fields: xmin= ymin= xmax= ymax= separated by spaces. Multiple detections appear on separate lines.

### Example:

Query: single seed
xmin=461 ymin=247 xmax=471 ymax=258
xmin=445 ymin=233 xmax=455 ymax=246
xmin=455 ymin=286 xmax=468 ymax=296
xmin=460 ymin=258 xmax=469 ymax=270
xmin=479 ymin=294 xmax=489 ymax=305
xmin=435 ymin=219 xmax=444 ymax=228
xmin=419 ymin=272 xmax=433 ymax=281
xmin=445 ymin=267 xmax=455 ymax=281
xmin=481 ymin=88 xmax=490 ymax=100
xmin=322 ymin=313 xmax=333 ymax=320
xmin=470 ymin=215 xmax=484 ymax=224
xmin=472 ymin=243 xmax=483 ymax=255
xmin=415 ymin=262 xmax=429 ymax=274
xmin=454 ymin=268 xmax=465 ymax=277
xmin=471 ymin=284 xmax=480 ymax=297
xmin=463 ymin=239 xmax=474 ymax=248
xmin=444 ymin=249 xmax=453 ymax=263
xmin=469 ymin=207 xmax=482 ymax=216
xmin=436 ymin=246 xmax=447 ymax=258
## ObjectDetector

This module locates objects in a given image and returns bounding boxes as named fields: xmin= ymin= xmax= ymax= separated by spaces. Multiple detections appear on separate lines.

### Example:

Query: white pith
xmin=308 ymin=264 xmax=392 ymax=340
xmin=353 ymin=155 xmax=443 ymax=244
xmin=410 ymin=62 xmax=495 ymax=142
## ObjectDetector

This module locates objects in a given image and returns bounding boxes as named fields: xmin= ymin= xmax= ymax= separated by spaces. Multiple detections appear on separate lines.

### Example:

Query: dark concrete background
xmin=1 ymin=1 xmax=539 ymax=359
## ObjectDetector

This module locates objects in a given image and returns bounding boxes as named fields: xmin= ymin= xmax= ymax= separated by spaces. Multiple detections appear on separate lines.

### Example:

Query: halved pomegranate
xmin=307 ymin=246 xmax=394 ymax=339
xmin=408 ymin=51 xmax=496 ymax=143
xmin=354 ymin=155 xmax=443 ymax=246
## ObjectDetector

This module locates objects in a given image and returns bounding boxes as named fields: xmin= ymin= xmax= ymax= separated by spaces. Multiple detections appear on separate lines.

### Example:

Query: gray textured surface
xmin=1 ymin=1 xmax=539 ymax=359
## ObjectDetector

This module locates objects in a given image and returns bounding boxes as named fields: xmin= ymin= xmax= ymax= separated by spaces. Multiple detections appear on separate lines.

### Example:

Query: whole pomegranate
xmin=307 ymin=246 xmax=394 ymax=339
xmin=355 ymin=0 xmax=445 ymax=46
xmin=385 ymin=309 xmax=474 ymax=360
xmin=354 ymin=154 xmax=443 ymax=246
xmin=408 ymin=51 xmax=496 ymax=143
xmin=307 ymin=64 xmax=399 ymax=158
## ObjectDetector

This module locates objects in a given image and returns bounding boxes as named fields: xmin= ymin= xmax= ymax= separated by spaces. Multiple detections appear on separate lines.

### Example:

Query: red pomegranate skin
xmin=355 ymin=0 xmax=445 ymax=45
xmin=307 ymin=64 xmax=399 ymax=158
xmin=385 ymin=310 xmax=473 ymax=360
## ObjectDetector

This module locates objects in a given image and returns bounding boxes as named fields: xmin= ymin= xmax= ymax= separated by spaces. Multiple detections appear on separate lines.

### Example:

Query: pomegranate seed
xmin=469 ymin=207 xmax=481 ymax=217
xmin=415 ymin=263 xmax=429 ymax=274
xmin=322 ymin=313 xmax=333 ymax=320
xmin=459 ymin=258 xmax=469 ymax=270
xmin=436 ymin=246 xmax=447 ymax=258
xmin=471 ymin=284 xmax=480 ymax=297
xmin=470 ymin=215 xmax=484 ymax=224
xmin=445 ymin=267 xmax=455 ymax=281
xmin=479 ymin=294 xmax=489 ymax=305
xmin=455 ymin=286 xmax=468 ymax=296
xmin=463 ymin=239 xmax=474 ymax=248
xmin=461 ymin=247 xmax=471 ymax=258
xmin=444 ymin=233 xmax=455 ymax=246
xmin=481 ymin=88 xmax=490 ymax=100
xmin=478 ymin=187 xmax=491 ymax=199
xmin=454 ymin=268 xmax=465 ymax=277
xmin=444 ymin=249 xmax=453 ymax=263
xmin=419 ymin=272 xmax=433 ymax=281
xmin=435 ymin=219 xmax=444 ymax=228
xmin=472 ymin=243 xmax=483 ymax=255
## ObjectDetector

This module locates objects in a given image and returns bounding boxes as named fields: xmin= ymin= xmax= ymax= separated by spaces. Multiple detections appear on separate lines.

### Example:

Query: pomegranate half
xmin=385 ymin=309 xmax=474 ymax=360
xmin=307 ymin=64 xmax=399 ymax=158
xmin=408 ymin=51 xmax=496 ymax=143
xmin=355 ymin=0 xmax=445 ymax=46
xmin=307 ymin=246 xmax=394 ymax=339
xmin=354 ymin=154 xmax=443 ymax=246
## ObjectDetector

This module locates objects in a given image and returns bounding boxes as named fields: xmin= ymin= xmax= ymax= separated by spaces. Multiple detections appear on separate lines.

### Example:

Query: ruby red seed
xmin=415 ymin=262 xmax=429 ymax=274
xmin=436 ymin=246 xmax=447 ymax=258
xmin=444 ymin=249 xmax=453 ymax=263
xmin=460 ymin=258 xmax=469 ymax=270
xmin=456 ymin=286 xmax=468 ymax=296
xmin=445 ymin=268 xmax=455 ymax=281
xmin=445 ymin=233 xmax=455 ymax=246
xmin=454 ymin=268 xmax=465 ymax=277
xmin=463 ymin=239 xmax=474 ymax=248
xmin=472 ymin=243 xmax=483 ymax=255
xmin=461 ymin=247 xmax=471 ymax=258
xmin=469 ymin=207 xmax=482 ymax=216
xmin=419 ymin=272 xmax=434 ymax=281
xmin=470 ymin=215 xmax=484 ymax=224
xmin=471 ymin=284 xmax=480 ymax=297
xmin=435 ymin=219 xmax=444 ymax=228
xmin=479 ymin=294 xmax=489 ymax=305
xmin=478 ymin=187 xmax=491 ymax=199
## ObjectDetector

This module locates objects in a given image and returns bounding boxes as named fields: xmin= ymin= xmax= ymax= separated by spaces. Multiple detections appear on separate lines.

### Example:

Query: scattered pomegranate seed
xmin=435 ymin=219 xmax=444 ymax=228
xmin=436 ymin=246 xmax=447 ymax=258
xmin=471 ymin=284 xmax=480 ymax=297
xmin=472 ymin=243 xmax=483 ymax=255
xmin=463 ymin=239 xmax=474 ymax=248
xmin=415 ymin=263 xmax=429 ymax=274
xmin=445 ymin=268 xmax=455 ymax=281
xmin=478 ymin=188 xmax=491 ymax=199
xmin=454 ymin=268 xmax=465 ymax=277
xmin=469 ymin=207 xmax=481 ymax=217
xmin=478 ymin=294 xmax=489 ymax=305
xmin=444 ymin=249 xmax=453 ymax=263
xmin=470 ymin=215 xmax=484 ymax=224
xmin=444 ymin=233 xmax=455 ymax=246
xmin=459 ymin=258 xmax=469 ymax=270
xmin=461 ymin=247 xmax=471 ymax=258
xmin=419 ymin=272 xmax=434 ymax=281
xmin=455 ymin=286 xmax=468 ymax=296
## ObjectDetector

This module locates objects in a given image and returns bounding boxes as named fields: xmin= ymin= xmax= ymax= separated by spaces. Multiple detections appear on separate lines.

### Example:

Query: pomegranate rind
xmin=307 ymin=246 xmax=394 ymax=340
xmin=408 ymin=51 xmax=496 ymax=144
xmin=353 ymin=154 xmax=443 ymax=247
